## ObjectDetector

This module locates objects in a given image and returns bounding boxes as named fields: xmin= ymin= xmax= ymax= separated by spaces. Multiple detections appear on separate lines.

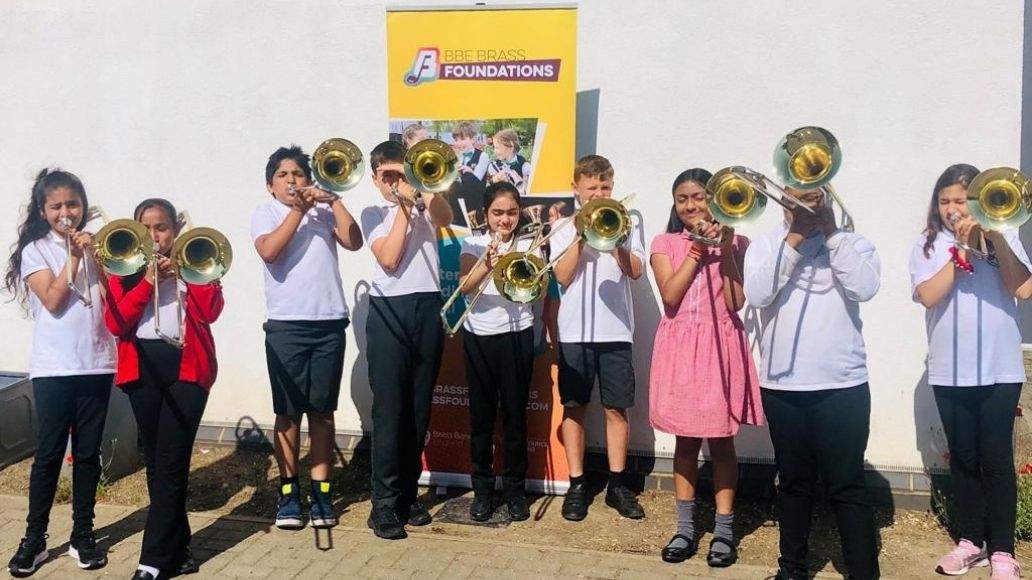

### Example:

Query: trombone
xmin=951 ymin=167 xmax=1032 ymax=266
xmin=399 ymin=138 xmax=458 ymax=212
xmin=94 ymin=212 xmax=233 ymax=348
xmin=289 ymin=138 xmax=365 ymax=199
xmin=695 ymin=126 xmax=852 ymax=244
xmin=440 ymin=225 xmax=548 ymax=336
xmin=59 ymin=206 xmax=110 ymax=307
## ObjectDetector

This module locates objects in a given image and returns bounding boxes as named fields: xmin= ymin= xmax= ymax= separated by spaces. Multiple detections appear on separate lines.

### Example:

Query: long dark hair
xmin=666 ymin=168 xmax=713 ymax=233
xmin=923 ymin=164 xmax=979 ymax=257
xmin=5 ymin=169 xmax=89 ymax=309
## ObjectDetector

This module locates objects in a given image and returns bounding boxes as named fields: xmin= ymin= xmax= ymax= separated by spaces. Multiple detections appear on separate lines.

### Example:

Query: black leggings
xmin=25 ymin=374 xmax=112 ymax=541
xmin=761 ymin=384 xmax=879 ymax=580
xmin=462 ymin=327 xmax=534 ymax=495
xmin=128 ymin=339 xmax=208 ymax=572
xmin=934 ymin=383 xmax=1021 ymax=554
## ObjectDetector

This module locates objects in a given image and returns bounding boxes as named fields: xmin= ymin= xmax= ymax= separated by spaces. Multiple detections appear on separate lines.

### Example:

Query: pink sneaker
xmin=935 ymin=539 xmax=988 ymax=575
xmin=990 ymin=552 xmax=1021 ymax=579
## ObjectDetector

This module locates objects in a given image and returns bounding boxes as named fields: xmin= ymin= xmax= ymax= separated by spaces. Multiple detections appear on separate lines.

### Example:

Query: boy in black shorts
xmin=550 ymin=155 xmax=646 ymax=521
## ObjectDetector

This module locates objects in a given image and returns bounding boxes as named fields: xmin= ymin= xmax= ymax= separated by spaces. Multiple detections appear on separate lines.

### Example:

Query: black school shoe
xmin=661 ymin=533 xmax=698 ymax=563
xmin=402 ymin=500 xmax=432 ymax=527
xmin=505 ymin=493 xmax=530 ymax=521
xmin=178 ymin=546 xmax=200 ymax=575
xmin=561 ymin=480 xmax=588 ymax=521
xmin=605 ymin=484 xmax=645 ymax=519
xmin=7 ymin=535 xmax=47 ymax=578
xmin=706 ymin=536 xmax=737 ymax=567
xmin=368 ymin=507 xmax=407 ymax=540
xmin=68 ymin=531 xmax=107 ymax=570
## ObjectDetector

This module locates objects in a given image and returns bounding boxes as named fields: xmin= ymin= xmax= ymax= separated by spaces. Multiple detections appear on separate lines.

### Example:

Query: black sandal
xmin=661 ymin=533 xmax=698 ymax=563
xmin=706 ymin=536 xmax=737 ymax=567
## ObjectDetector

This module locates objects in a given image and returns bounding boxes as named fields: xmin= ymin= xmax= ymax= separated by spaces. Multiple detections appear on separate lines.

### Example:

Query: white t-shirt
xmin=19 ymin=232 xmax=116 ymax=378
xmin=135 ymin=277 xmax=185 ymax=341
xmin=744 ymin=224 xmax=881 ymax=391
xmin=909 ymin=229 xmax=1032 ymax=387
xmin=459 ymin=233 xmax=538 ymax=335
xmin=250 ymin=199 xmax=349 ymax=321
xmin=361 ymin=203 xmax=440 ymax=297
xmin=551 ymin=210 xmax=647 ymax=343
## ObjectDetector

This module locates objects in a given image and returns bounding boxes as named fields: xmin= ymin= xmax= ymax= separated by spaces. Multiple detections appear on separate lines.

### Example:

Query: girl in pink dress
xmin=649 ymin=168 xmax=763 ymax=567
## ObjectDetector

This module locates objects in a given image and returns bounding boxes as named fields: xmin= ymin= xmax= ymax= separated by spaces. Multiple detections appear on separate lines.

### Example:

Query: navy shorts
xmin=264 ymin=318 xmax=348 ymax=415
xmin=557 ymin=341 xmax=635 ymax=409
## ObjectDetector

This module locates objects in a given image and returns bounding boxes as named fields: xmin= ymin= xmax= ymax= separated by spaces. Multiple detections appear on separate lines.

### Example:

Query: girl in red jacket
xmin=103 ymin=198 xmax=224 ymax=580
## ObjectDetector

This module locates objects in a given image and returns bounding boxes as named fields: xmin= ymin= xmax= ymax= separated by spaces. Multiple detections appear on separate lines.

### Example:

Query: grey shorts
xmin=557 ymin=341 xmax=635 ymax=409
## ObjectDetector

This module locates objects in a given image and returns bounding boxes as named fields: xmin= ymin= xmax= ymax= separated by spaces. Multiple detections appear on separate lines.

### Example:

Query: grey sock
xmin=668 ymin=499 xmax=696 ymax=549
xmin=711 ymin=512 xmax=734 ymax=554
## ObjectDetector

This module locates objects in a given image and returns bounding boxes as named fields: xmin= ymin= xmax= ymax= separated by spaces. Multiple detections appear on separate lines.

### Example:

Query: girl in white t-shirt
xmin=910 ymin=163 xmax=1032 ymax=579
xmin=3 ymin=169 xmax=115 ymax=576
xmin=457 ymin=182 xmax=539 ymax=523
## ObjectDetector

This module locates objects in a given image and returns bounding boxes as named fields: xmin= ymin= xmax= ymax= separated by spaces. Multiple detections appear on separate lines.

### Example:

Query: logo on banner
xmin=404 ymin=47 xmax=561 ymax=86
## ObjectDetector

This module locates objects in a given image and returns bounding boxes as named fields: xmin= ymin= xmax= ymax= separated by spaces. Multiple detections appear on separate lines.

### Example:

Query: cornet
xmin=59 ymin=206 xmax=110 ymax=307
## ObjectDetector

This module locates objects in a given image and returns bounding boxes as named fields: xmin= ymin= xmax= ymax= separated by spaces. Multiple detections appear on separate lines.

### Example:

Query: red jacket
xmin=103 ymin=275 xmax=224 ymax=390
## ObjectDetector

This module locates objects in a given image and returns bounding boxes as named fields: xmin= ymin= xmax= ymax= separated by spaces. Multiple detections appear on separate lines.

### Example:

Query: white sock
xmin=137 ymin=564 xmax=160 ymax=578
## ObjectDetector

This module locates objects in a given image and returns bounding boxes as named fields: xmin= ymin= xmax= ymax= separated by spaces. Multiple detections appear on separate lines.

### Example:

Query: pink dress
xmin=648 ymin=232 xmax=764 ymax=438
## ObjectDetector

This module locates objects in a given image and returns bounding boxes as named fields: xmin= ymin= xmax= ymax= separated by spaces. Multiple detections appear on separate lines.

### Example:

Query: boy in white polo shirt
xmin=744 ymin=188 xmax=880 ymax=580
xmin=251 ymin=145 xmax=363 ymax=531
xmin=551 ymin=155 xmax=646 ymax=521
xmin=360 ymin=140 xmax=453 ymax=540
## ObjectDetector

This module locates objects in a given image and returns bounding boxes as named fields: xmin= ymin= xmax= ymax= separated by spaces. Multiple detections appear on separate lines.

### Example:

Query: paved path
xmin=0 ymin=494 xmax=825 ymax=579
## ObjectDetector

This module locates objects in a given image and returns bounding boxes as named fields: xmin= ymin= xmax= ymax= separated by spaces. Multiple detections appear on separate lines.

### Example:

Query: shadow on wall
xmin=576 ymin=89 xmax=600 ymax=160
xmin=1018 ymin=2 xmax=1032 ymax=341
xmin=348 ymin=280 xmax=373 ymax=440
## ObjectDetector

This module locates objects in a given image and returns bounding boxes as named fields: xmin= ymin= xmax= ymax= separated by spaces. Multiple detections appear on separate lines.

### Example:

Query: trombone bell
xmin=312 ymin=138 xmax=364 ymax=193
xmin=493 ymin=252 xmax=547 ymax=304
xmin=94 ymin=219 xmax=152 ymax=277
xmin=706 ymin=168 xmax=767 ymax=225
xmin=967 ymin=167 xmax=1032 ymax=231
xmin=404 ymin=139 xmax=458 ymax=193
xmin=575 ymin=198 xmax=630 ymax=252
xmin=171 ymin=227 xmax=233 ymax=285
xmin=773 ymin=126 xmax=841 ymax=189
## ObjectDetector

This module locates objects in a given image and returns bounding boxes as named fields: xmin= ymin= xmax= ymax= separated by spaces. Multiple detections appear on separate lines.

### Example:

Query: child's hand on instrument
xmin=69 ymin=232 xmax=93 ymax=259
xmin=155 ymin=256 xmax=175 ymax=280
xmin=954 ymin=215 xmax=982 ymax=249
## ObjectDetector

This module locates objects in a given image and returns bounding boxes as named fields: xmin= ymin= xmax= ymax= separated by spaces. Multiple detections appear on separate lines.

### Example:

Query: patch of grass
xmin=54 ymin=476 xmax=72 ymax=504
xmin=1016 ymin=474 xmax=1032 ymax=541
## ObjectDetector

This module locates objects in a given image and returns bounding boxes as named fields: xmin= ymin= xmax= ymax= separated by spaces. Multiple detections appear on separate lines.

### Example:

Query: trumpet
xmin=59 ymin=206 xmax=110 ymax=307
xmin=95 ymin=212 xmax=232 ymax=348
xmin=440 ymin=225 xmax=547 ymax=336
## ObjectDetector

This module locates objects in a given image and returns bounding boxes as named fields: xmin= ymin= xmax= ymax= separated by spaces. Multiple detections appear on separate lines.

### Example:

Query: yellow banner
xmin=387 ymin=5 xmax=577 ymax=493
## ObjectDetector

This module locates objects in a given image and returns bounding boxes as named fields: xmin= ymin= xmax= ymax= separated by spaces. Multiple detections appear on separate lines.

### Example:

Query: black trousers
xmin=462 ymin=327 xmax=534 ymax=495
xmin=26 ymin=374 xmax=112 ymax=540
xmin=933 ymin=383 xmax=1021 ymax=554
xmin=761 ymin=384 xmax=879 ymax=580
xmin=366 ymin=292 xmax=444 ymax=511
xmin=128 ymin=340 xmax=208 ymax=571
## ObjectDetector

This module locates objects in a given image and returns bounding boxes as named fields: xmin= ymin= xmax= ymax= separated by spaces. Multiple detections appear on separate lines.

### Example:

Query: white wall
xmin=0 ymin=0 xmax=1026 ymax=474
